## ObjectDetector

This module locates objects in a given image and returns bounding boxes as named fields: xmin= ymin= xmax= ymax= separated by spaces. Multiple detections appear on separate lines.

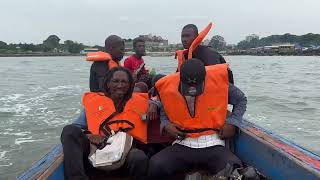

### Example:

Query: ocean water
xmin=0 ymin=56 xmax=319 ymax=179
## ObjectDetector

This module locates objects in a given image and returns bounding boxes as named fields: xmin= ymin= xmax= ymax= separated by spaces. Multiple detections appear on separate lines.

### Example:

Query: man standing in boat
xmin=148 ymin=59 xmax=246 ymax=179
xmin=124 ymin=37 xmax=149 ymax=79
xmin=124 ymin=37 xmax=154 ymax=89
xmin=87 ymin=35 xmax=125 ymax=92
xmin=176 ymin=23 xmax=234 ymax=84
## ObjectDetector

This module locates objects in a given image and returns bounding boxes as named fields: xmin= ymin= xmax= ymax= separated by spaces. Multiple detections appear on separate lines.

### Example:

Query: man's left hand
xmin=219 ymin=124 xmax=236 ymax=139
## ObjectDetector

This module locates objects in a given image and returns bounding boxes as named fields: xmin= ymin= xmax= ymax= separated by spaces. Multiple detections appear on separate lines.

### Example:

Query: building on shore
xmin=124 ymin=34 xmax=169 ymax=52
xmin=278 ymin=44 xmax=295 ymax=54
xmin=263 ymin=45 xmax=279 ymax=54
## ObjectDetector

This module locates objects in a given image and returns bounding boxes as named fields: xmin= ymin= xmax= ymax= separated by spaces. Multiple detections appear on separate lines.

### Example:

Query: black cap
xmin=180 ymin=58 xmax=206 ymax=96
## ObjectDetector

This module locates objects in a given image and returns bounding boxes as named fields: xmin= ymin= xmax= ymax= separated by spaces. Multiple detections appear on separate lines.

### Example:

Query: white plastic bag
xmin=88 ymin=132 xmax=133 ymax=171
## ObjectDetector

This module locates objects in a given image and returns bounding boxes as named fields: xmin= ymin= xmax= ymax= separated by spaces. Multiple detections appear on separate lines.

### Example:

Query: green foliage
xmin=242 ymin=33 xmax=320 ymax=48
xmin=237 ymin=40 xmax=251 ymax=50
xmin=63 ymin=40 xmax=84 ymax=53
xmin=209 ymin=35 xmax=226 ymax=51
xmin=43 ymin=35 xmax=61 ymax=52
xmin=237 ymin=34 xmax=260 ymax=50
xmin=0 ymin=41 xmax=7 ymax=49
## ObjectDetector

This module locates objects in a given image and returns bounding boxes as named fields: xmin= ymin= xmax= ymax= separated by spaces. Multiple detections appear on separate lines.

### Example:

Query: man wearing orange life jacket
xmin=176 ymin=24 xmax=234 ymax=84
xmin=87 ymin=35 xmax=125 ymax=92
xmin=61 ymin=67 xmax=150 ymax=180
xmin=148 ymin=59 xmax=247 ymax=179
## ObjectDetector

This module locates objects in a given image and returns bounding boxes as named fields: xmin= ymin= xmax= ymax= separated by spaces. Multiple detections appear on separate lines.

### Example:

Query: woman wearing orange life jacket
xmin=87 ymin=35 xmax=125 ymax=92
xmin=148 ymin=59 xmax=247 ymax=179
xmin=61 ymin=67 xmax=150 ymax=180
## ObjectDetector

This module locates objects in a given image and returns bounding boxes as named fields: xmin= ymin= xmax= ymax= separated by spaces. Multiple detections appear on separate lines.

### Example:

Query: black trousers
xmin=148 ymin=143 xmax=242 ymax=180
xmin=61 ymin=125 xmax=149 ymax=180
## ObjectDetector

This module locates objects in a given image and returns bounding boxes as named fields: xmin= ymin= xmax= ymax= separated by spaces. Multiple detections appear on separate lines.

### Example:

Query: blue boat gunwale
xmin=17 ymin=120 xmax=320 ymax=179
xmin=17 ymin=145 xmax=64 ymax=180
xmin=240 ymin=120 xmax=320 ymax=174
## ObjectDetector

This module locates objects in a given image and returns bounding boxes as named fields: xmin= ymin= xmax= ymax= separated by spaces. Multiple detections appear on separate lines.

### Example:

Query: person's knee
xmin=61 ymin=124 xmax=82 ymax=143
xmin=148 ymin=154 xmax=170 ymax=177
xmin=127 ymin=149 xmax=148 ymax=165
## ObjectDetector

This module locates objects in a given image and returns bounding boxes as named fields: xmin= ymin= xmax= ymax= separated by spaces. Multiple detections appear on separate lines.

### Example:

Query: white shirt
xmin=173 ymin=96 xmax=225 ymax=148
xmin=173 ymin=133 xmax=225 ymax=148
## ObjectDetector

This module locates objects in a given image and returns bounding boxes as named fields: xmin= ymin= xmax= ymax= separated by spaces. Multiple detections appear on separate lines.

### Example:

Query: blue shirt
xmin=72 ymin=109 xmax=88 ymax=130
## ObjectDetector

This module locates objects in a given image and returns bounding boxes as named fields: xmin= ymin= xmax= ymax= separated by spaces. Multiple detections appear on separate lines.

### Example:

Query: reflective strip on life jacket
xmin=83 ymin=92 xmax=149 ymax=144
xmin=155 ymin=64 xmax=228 ymax=138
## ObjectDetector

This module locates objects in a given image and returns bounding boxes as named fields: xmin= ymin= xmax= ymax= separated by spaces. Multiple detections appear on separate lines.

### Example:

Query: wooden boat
xmin=17 ymin=120 xmax=320 ymax=180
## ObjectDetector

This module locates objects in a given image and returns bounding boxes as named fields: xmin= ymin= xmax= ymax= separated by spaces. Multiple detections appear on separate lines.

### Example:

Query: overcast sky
xmin=1 ymin=0 xmax=319 ymax=45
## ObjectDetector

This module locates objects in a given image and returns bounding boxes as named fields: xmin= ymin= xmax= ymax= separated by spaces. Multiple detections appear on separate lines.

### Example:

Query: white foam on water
xmin=0 ymin=131 xmax=31 ymax=136
xmin=48 ymin=85 xmax=78 ymax=91
xmin=0 ymin=94 xmax=24 ymax=101
xmin=30 ymin=86 xmax=44 ymax=92
xmin=0 ymin=163 xmax=13 ymax=167
xmin=13 ymin=104 xmax=31 ymax=116
xmin=0 ymin=150 xmax=13 ymax=167
xmin=0 ymin=104 xmax=31 ymax=116
xmin=15 ymin=136 xmax=44 ymax=145
xmin=0 ymin=151 xmax=7 ymax=160
xmin=0 ymin=107 xmax=13 ymax=113
xmin=0 ymin=93 xmax=33 ymax=118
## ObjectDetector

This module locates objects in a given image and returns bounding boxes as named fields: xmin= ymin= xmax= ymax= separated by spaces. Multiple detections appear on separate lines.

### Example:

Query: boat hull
xmin=17 ymin=120 xmax=320 ymax=180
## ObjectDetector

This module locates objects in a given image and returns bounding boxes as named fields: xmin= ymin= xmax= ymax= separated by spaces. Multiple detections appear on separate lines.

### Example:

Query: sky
xmin=1 ymin=0 xmax=320 ymax=45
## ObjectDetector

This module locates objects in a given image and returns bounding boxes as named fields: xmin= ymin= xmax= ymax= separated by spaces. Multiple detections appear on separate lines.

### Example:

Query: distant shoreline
xmin=0 ymin=52 xmax=319 ymax=57
xmin=0 ymin=53 xmax=82 ymax=57
xmin=0 ymin=52 xmax=176 ymax=57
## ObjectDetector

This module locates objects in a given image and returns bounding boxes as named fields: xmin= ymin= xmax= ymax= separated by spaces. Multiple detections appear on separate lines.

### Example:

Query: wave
xmin=14 ymin=136 xmax=44 ymax=145
xmin=0 ymin=151 xmax=8 ymax=160
xmin=48 ymin=85 xmax=81 ymax=91
xmin=296 ymin=107 xmax=318 ymax=113
xmin=0 ymin=104 xmax=31 ymax=117
xmin=0 ymin=131 xmax=31 ymax=137
xmin=0 ymin=163 xmax=13 ymax=167
xmin=287 ymin=79 xmax=310 ymax=84
xmin=0 ymin=94 xmax=24 ymax=101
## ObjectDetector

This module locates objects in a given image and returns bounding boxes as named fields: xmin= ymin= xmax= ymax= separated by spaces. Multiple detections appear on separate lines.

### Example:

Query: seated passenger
xmin=61 ymin=67 xmax=149 ymax=180
xmin=148 ymin=59 xmax=247 ymax=179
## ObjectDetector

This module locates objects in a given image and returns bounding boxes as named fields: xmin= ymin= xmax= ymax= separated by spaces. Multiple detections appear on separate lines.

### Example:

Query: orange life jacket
xmin=175 ymin=22 xmax=213 ymax=71
xmin=86 ymin=51 xmax=120 ymax=70
xmin=155 ymin=64 xmax=228 ymax=138
xmin=82 ymin=92 xmax=148 ymax=144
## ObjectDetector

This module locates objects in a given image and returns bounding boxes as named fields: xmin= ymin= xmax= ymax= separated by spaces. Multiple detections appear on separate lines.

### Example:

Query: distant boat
xmin=17 ymin=120 xmax=320 ymax=180
xmin=80 ymin=48 xmax=99 ymax=55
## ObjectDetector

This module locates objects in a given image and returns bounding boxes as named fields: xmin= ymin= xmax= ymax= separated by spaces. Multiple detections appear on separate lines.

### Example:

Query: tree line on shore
xmin=1 ymin=33 xmax=320 ymax=54
xmin=210 ymin=33 xmax=320 ymax=51
xmin=0 ymin=35 xmax=87 ymax=54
